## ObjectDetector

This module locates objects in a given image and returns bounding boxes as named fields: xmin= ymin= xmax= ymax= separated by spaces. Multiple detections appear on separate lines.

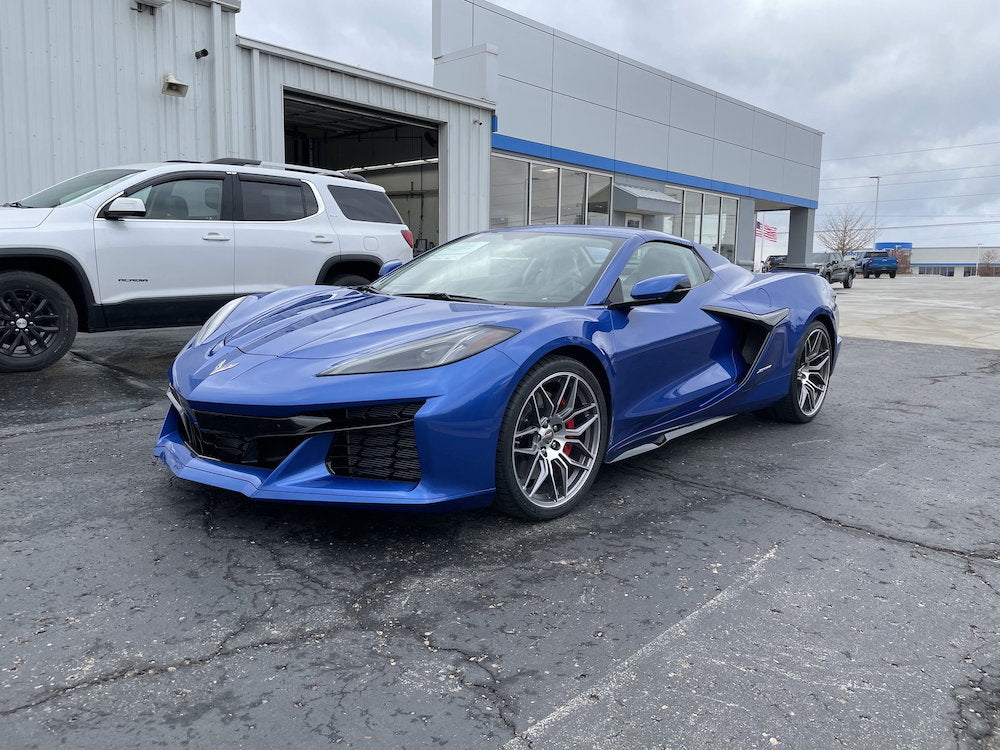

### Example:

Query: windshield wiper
xmin=1 ymin=201 xmax=24 ymax=208
xmin=396 ymin=292 xmax=493 ymax=303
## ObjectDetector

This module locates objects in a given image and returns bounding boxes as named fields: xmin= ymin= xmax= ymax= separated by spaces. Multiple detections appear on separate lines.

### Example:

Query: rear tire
xmin=875 ymin=272 xmax=882 ymax=278
xmin=494 ymin=356 xmax=608 ymax=520
xmin=0 ymin=271 xmax=78 ymax=373
xmin=767 ymin=321 xmax=832 ymax=424
xmin=863 ymin=270 xmax=871 ymax=279
xmin=325 ymin=273 xmax=371 ymax=287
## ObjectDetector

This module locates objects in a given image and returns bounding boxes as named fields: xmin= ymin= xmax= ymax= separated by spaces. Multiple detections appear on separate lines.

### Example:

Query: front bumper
xmin=154 ymin=348 xmax=519 ymax=509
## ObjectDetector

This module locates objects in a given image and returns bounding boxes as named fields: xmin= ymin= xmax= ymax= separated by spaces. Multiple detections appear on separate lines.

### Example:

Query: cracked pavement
xmin=1 ymin=328 xmax=999 ymax=749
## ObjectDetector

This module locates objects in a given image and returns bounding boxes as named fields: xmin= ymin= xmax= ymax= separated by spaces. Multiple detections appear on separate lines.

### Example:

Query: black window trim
xmin=234 ymin=173 xmax=322 ymax=223
xmin=96 ymin=171 xmax=233 ymax=222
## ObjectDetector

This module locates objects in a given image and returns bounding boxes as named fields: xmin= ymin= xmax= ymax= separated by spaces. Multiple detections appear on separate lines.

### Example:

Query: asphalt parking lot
xmin=2 ymin=279 xmax=1000 ymax=749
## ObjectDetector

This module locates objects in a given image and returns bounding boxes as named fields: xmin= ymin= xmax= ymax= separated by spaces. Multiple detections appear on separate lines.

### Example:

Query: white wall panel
xmin=750 ymin=150 xmax=785 ymax=193
xmin=551 ymin=94 xmax=616 ymax=159
xmin=784 ymin=125 xmax=817 ymax=165
xmin=495 ymin=77 xmax=552 ymax=144
xmin=615 ymin=113 xmax=668 ymax=169
xmin=782 ymin=160 xmax=814 ymax=199
xmin=616 ymin=62 xmax=671 ymax=124
xmin=712 ymin=141 xmax=751 ymax=186
xmin=552 ymin=37 xmax=617 ymax=109
xmin=714 ymin=98 xmax=754 ymax=148
xmin=668 ymin=128 xmax=714 ymax=177
xmin=669 ymin=83 xmax=716 ymax=137
xmin=472 ymin=4 xmax=552 ymax=88
xmin=433 ymin=0 xmax=474 ymax=57
xmin=752 ymin=112 xmax=786 ymax=157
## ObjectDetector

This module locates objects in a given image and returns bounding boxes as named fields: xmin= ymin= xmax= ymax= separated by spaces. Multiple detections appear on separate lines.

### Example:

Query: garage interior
xmin=284 ymin=92 xmax=440 ymax=249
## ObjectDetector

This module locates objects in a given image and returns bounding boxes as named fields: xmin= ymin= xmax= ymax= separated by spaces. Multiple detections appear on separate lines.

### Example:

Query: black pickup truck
xmin=769 ymin=251 xmax=855 ymax=288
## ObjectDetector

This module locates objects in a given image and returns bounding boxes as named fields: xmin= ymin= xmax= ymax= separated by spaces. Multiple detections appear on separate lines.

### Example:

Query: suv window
xmin=618 ymin=242 xmax=710 ymax=300
xmin=327 ymin=185 xmax=402 ymax=224
xmin=239 ymin=178 xmax=316 ymax=221
xmin=129 ymin=178 xmax=224 ymax=220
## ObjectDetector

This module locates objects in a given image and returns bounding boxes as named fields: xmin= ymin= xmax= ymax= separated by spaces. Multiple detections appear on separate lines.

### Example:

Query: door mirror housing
xmin=379 ymin=260 xmax=403 ymax=277
xmin=104 ymin=197 xmax=147 ymax=220
xmin=630 ymin=273 xmax=690 ymax=302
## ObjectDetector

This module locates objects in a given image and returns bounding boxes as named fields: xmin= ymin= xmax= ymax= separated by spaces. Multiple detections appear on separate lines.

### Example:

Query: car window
xmin=617 ymin=242 xmax=709 ymax=301
xmin=128 ymin=178 xmax=224 ymax=220
xmin=19 ymin=168 xmax=141 ymax=208
xmin=238 ymin=179 xmax=315 ymax=221
xmin=327 ymin=185 xmax=403 ymax=224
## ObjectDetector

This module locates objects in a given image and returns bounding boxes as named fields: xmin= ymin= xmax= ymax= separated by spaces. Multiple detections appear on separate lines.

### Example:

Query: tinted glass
xmin=372 ymin=231 xmax=625 ymax=306
xmin=241 ymin=180 xmax=310 ymax=221
xmin=129 ymin=178 xmax=224 ymax=220
xmin=701 ymin=194 xmax=721 ymax=252
xmin=490 ymin=156 xmax=528 ymax=228
xmin=587 ymin=175 xmax=611 ymax=225
xmin=682 ymin=191 xmax=702 ymax=242
xmin=559 ymin=169 xmax=587 ymax=225
xmin=327 ymin=185 xmax=402 ymax=223
xmin=617 ymin=242 xmax=709 ymax=300
xmin=529 ymin=165 xmax=558 ymax=225
xmin=20 ymin=169 xmax=140 ymax=208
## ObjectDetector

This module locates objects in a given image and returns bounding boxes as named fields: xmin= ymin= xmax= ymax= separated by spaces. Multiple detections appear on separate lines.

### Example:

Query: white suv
xmin=0 ymin=159 xmax=414 ymax=372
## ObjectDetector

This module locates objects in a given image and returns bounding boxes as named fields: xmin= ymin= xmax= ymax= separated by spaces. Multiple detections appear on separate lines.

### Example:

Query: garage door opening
xmin=284 ymin=92 xmax=440 ymax=249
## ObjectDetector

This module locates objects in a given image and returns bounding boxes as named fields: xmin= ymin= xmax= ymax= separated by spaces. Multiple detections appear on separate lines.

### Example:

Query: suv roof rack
xmin=206 ymin=157 xmax=367 ymax=182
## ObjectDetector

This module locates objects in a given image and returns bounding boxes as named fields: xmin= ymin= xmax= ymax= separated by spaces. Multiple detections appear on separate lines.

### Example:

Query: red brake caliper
xmin=560 ymin=397 xmax=574 ymax=455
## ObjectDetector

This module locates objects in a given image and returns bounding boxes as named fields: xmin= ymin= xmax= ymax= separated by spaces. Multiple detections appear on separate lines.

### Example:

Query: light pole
xmin=869 ymin=175 xmax=881 ymax=250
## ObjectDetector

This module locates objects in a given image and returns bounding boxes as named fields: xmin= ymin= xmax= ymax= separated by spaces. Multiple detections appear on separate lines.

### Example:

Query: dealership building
xmin=0 ymin=0 xmax=822 ymax=265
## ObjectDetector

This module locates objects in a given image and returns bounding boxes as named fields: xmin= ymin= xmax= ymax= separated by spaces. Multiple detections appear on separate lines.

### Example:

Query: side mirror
xmin=379 ymin=260 xmax=403 ymax=277
xmin=630 ymin=274 xmax=690 ymax=302
xmin=104 ymin=197 xmax=146 ymax=220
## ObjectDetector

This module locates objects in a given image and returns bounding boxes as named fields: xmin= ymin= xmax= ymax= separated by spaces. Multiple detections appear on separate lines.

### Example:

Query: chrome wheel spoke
xmin=797 ymin=328 xmax=832 ymax=417
xmin=565 ymin=413 xmax=597 ymax=437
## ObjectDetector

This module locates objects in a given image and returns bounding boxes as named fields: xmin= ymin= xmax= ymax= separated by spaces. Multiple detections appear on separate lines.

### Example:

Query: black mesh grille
xmin=171 ymin=388 xmax=422 ymax=480
xmin=325 ymin=404 xmax=421 ymax=483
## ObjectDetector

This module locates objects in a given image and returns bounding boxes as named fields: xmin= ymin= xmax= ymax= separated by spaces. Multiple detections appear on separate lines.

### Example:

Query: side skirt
xmin=605 ymin=415 xmax=734 ymax=464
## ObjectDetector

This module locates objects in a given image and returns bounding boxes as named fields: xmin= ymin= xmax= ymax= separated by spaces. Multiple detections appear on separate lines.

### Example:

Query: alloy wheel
xmin=0 ymin=288 xmax=61 ymax=358
xmin=511 ymin=371 xmax=602 ymax=508
xmin=796 ymin=327 xmax=832 ymax=417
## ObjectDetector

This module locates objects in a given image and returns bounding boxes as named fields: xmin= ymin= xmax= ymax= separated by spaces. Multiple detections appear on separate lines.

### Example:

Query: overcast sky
xmin=238 ymin=0 xmax=1000 ymax=251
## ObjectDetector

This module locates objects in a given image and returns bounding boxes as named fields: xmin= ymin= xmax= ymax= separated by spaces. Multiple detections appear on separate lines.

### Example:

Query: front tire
xmin=889 ymin=271 xmax=897 ymax=278
xmin=767 ymin=321 xmax=833 ymax=424
xmin=325 ymin=273 xmax=371 ymax=287
xmin=0 ymin=271 xmax=78 ymax=373
xmin=494 ymin=356 xmax=608 ymax=520
xmin=843 ymin=272 xmax=854 ymax=289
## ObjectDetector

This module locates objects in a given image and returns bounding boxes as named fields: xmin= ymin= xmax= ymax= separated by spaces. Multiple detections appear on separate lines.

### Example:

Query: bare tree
xmin=979 ymin=248 xmax=1000 ymax=277
xmin=817 ymin=207 xmax=875 ymax=255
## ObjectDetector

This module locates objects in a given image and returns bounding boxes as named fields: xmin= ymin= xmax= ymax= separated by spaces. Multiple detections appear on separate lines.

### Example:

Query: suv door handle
xmin=202 ymin=232 xmax=230 ymax=241
xmin=311 ymin=234 xmax=334 ymax=244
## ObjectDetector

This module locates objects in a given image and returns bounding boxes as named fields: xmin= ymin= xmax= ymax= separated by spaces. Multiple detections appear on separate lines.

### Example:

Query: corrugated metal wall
xmin=0 ymin=0 xmax=237 ymax=200
xmin=0 ymin=0 xmax=492 ymax=241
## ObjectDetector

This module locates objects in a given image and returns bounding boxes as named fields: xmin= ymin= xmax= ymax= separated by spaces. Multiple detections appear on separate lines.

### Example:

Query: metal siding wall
xmin=0 ymin=0 xmax=237 ymax=201
xmin=240 ymin=45 xmax=492 ymax=241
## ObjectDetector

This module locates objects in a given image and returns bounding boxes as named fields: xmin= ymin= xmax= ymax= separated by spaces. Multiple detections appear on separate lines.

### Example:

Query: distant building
xmin=910 ymin=247 xmax=999 ymax=277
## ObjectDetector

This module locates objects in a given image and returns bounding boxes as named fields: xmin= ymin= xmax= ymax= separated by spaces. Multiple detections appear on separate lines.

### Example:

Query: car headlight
xmin=192 ymin=296 xmax=249 ymax=347
xmin=318 ymin=325 xmax=518 ymax=376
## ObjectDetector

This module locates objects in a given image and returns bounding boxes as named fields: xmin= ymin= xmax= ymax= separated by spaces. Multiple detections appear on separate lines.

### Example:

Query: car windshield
xmin=17 ymin=168 xmax=141 ymax=208
xmin=371 ymin=231 xmax=625 ymax=306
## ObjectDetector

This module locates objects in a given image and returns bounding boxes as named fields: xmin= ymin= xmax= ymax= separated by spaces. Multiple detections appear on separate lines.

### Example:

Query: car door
xmin=233 ymin=175 xmax=335 ymax=294
xmin=93 ymin=171 xmax=235 ymax=325
xmin=605 ymin=241 xmax=737 ymax=444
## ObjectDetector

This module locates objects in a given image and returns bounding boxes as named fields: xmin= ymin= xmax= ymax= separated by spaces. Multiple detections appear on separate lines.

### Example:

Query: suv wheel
xmin=843 ymin=272 xmax=854 ymax=289
xmin=326 ymin=273 xmax=371 ymax=287
xmin=0 ymin=271 xmax=78 ymax=373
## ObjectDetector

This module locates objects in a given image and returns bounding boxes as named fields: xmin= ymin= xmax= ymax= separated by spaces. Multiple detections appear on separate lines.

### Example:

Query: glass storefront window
xmin=560 ymin=169 xmax=587 ymax=225
xmin=530 ymin=165 xmax=559 ymax=225
xmin=701 ymin=194 xmax=721 ymax=253
xmin=489 ymin=156 xmax=528 ymax=229
xmin=719 ymin=197 xmax=738 ymax=261
xmin=682 ymin=191 xmax=702 ymax=243
xmin=587 ymin=174 xmax=611 ymax=225
xmin=663 ymin=187 xmax=682 ymax=235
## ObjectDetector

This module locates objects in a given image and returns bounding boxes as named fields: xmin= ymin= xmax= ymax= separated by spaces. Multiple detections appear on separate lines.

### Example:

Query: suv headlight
xmin=192 ymin=296 xmax=249 ymax=347
xmin=318 ymin=325 xmax=518 ymax=376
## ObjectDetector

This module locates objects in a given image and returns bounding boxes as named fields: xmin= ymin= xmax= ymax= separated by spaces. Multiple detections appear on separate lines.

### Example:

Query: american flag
xmin=755 ymin=220 xmax=777 ymax=242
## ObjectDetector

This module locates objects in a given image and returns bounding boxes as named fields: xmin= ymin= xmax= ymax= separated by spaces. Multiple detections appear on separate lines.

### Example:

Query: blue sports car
xmin=155 ymin=226 xmax=839 ymax=520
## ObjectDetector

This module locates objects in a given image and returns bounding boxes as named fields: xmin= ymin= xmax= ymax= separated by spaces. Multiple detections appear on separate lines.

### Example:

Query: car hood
xmin=0 ymin=207 xmax=53 ymax=229
xmin=219 ymin=287 xmax=528 ymax=361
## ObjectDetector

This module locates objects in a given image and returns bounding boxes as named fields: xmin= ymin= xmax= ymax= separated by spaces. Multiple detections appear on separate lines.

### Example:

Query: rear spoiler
xmin=768 ymin=264 xmax=820 ymax=274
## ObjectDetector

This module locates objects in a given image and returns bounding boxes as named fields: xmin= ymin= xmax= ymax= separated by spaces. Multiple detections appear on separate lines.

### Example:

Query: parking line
xmin=503 ymin=544 xmax=780 ymax=749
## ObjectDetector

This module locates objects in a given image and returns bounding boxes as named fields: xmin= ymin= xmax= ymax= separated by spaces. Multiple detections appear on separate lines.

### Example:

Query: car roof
xmin=112 ymin=162 xmax=382 ymax=190
xmin=492 ymin=224 xmax=694 ymax=245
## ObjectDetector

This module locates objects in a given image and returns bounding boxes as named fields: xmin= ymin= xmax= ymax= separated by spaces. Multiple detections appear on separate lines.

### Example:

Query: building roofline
xmin=236 ymin=36 xmax=496 ymax=111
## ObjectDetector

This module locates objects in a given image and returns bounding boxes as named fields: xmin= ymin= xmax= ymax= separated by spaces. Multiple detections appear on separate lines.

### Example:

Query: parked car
xmin=769 ymin=252 xmax=855 ymax=288
xmin=860 ymin=251 xmax=898 ymax=278
xmin=0 ymin=159 xmax=414 ymax=372
xmin=762 ymin=254 xmax=787 ymax=272
xmin=155 ymin=226 xmax=840 ymax=520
